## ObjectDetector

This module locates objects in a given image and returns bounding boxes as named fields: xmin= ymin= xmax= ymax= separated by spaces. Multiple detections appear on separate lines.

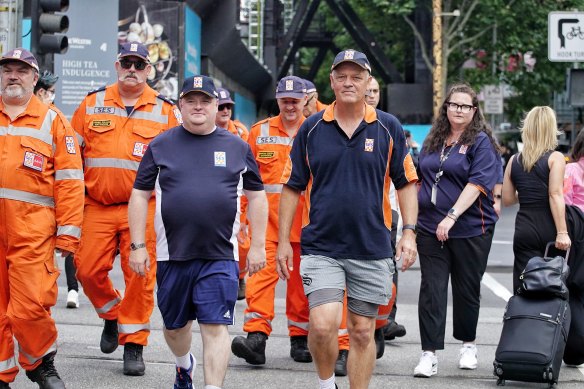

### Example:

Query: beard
xmin=2 ymin=84 xmax=32 ymax=99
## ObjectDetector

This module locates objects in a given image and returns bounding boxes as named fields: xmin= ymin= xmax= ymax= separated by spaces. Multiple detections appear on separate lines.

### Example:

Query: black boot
xmin=231 ymin=332 xmax=268 ymax=365
xmin=100 ymin=319 xmax=118 ymax=354
xmin=290 ymin=336 xmax=312 ymax=363
xmin=25 ymin=351 xmax=65 ymax=389
xmin=334 ymin=349 xmax=348 ymax=377
xmin=237 ymin=278 xmax=246 ymax=301
xmin=123 ymin=343 xmax=145 ymax=376
xmin=375 ymin=328 xmax=385 ymax=359
xmin=383 ymin=320 xmax=406 ymax=341
xmin=0 ymin=380 xmax=10 ymax=388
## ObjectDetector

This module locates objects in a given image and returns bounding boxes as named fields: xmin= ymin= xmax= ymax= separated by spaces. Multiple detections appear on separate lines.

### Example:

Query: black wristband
xmin=402 ymin=224 xmax=417 ymax=234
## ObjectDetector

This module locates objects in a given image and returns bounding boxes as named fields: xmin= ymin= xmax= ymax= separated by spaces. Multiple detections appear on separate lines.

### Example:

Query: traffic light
xmin=31 ymin=0 xmax=69 ymax=55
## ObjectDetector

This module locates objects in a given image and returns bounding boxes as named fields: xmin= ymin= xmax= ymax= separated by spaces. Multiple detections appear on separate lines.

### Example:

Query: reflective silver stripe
xmin=0 ymin=356 xmax=16 ymax=372
xmin=260 ymin=122 xmax=270 ymax=137
xmin=287 ymin=319 xmax=309 ymax=331
xmin=87 ymin=91 xmax=168 ymax=124
xmin=19 ymin=341 xmax=57 ymax=365
xmin=0 ymin=188 xmax=55 ymax=207
xmin=75 ymin=132 xmax=85 ymax=148
xmin=264 ymin=184 xmax=283 ymax=194
xmin=377 ymin=313 xmax=390 ymax=321
xmin=0 ymin=109 xmax=56 ymax=150
xmin=119 ymin=323 xmax=151 ymax=334
xmin=57 ymin=225 xmax=81 ymax=238
xmin=95 ymin=297 xmax=121 ymax=314
xmin=338 ymin=328 xmax=348 ymax=336
xmin=243 ymin=312 xmax=272 ymax=328
xmin=85 ymin=158 xmax=140 ymax=171
xmin=55 ymin=169 xmax=84 ymax=181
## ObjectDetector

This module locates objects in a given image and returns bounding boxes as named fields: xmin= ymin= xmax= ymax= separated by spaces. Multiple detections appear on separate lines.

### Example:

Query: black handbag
xmin=518 ymin=242 xmax=570 ymax=299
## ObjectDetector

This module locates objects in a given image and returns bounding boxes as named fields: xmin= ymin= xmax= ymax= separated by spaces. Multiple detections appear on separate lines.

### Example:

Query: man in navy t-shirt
xmin=128 ymin=75 xmax=268 ymax=389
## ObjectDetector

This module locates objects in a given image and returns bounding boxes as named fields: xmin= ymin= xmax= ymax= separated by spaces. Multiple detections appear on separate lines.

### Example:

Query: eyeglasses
xmin=119 ymin=59 xmax=148 ymax=71
xmin=218 ymin=104 xmax=232 ymax=111
xmin=304 ymin=93 xmax=315 ymax=107
xmin=445 ymin=102 xmax=475 ymax=113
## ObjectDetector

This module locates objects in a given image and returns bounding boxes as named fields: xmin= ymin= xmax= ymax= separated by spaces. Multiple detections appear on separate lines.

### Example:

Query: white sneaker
xmin=459 ymin=344 xmax=478 ymax=369
xmin=66 ymin=290 xmax=79 ymax=308
xmin=414 ymin=351 xmax=438 ymax=377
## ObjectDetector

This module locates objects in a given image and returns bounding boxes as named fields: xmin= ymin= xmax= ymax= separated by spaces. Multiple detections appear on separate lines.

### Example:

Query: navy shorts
xmin=156 ymin=259 xmax=239 ymax=330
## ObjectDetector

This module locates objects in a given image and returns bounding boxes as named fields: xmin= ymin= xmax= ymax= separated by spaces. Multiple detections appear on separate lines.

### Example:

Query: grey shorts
xmin=300 ymin=254 xmax=394 ymax=310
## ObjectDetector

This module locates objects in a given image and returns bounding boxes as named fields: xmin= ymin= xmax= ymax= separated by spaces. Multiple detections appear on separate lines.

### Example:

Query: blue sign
xmin=184 ymin=7 xmax=201 ymax=78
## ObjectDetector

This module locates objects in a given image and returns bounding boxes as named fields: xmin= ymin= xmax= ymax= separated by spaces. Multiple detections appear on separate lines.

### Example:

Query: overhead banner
xmin=54 ymin=0 xmax=119 ymax=117
xmin=119 ymin=0 xmax=180 ymax=99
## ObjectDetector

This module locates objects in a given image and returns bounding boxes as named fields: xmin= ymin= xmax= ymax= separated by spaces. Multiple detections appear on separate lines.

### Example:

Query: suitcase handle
xmin=544 ymin=241 xmax=570 ymax=259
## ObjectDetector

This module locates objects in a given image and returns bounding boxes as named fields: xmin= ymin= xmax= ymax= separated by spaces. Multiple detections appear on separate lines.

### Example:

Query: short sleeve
xmin=134 ymin=144 xmax=158 ymax=191
xmin=385 ymin=115 xmax=417 ymax=189
xmin=468 ymin=135 xmax=498 ymax=192
xmin=242 ymin=144 xmax=264 ymax=191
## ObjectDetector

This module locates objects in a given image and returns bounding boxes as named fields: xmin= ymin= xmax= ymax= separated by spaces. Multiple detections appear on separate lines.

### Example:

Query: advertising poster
xmin=119 ymin=0 xmax=180 ymax=99
xmin=54 ymin=0 xmax=119 ymax=116
xmin=184 ymin=6 xmax=201 ymax=78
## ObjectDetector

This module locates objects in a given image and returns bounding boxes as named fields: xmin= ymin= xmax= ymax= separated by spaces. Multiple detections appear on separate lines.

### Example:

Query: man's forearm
xmin=246 ymin=190 xmax=268 ymax=247
xmin=278 ymin=185 xmax=301 ymax=242
xmin=396 ymin=182 xmax=418 ymax=225
xmin=128 ymin=189 xmax=151 ymax=245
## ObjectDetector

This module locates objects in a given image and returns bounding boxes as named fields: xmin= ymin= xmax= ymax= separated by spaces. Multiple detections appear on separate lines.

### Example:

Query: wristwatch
xmin=447 ymin=208 xmax=459 ymax=221
xmin=130 ymin=242 xmax=146 ymax=251
xmin=402 ymin=224 xmax=417 ymax=234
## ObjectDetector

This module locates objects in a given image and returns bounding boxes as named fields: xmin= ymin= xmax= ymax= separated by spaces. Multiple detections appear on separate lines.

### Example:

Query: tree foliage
xmin=298 ymin=0 xmax=584 ymax=124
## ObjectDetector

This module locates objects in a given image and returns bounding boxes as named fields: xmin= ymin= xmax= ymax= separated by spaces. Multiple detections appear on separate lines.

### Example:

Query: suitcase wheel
xmin=496 ymin=378 xmax=505 ymax=386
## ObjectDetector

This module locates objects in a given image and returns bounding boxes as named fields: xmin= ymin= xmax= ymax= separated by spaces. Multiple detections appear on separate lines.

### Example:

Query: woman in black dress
xmin=502 ymin=106 xmax=571 ymax=293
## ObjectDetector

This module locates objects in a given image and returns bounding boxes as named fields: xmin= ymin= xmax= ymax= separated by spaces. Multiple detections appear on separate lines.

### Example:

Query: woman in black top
xmin=502 ymin=106 xmax=571 ymax=293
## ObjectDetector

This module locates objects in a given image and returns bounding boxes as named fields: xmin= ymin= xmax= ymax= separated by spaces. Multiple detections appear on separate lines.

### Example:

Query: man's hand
xmin=246 ymin=243 xmax=266 ymax=276
xmin=129 ymin=247 xmax=149 ymax=277
xmin=276 ymin=241 xmax=294 ymax=280
xmin=395 ymin=230 xmax=417 ymax=271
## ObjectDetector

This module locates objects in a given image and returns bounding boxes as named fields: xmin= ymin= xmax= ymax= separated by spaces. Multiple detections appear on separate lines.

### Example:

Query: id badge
xmin=431 ymin=184 xmax=437 ymax=205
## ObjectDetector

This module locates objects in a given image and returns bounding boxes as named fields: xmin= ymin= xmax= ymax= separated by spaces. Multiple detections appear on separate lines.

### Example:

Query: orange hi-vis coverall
xmin=71 ymin=83 xmax=180 ymax=346
xmin=0 ymin=96 xmax=84 ymax=383
xmin=242 ymin=116 xmax=349 ymax=349
xmin=226 ymin=119 xmax=251 ymax=280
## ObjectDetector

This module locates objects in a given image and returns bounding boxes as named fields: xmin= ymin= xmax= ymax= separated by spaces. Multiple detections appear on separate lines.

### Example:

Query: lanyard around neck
xmin=434 ymin=140 xmax=458 ymax=185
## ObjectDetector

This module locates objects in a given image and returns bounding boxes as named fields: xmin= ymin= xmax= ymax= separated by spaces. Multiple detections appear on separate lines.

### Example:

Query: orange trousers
xmin=0 ymin=200 xmax=60 ymax=383
xmin=376 ymin=282 xmax=397 ymax=330
xmin=237 ymin=227 xmax=250 ymax=280
xmin=243 ymin=241 xmax=349 ymax=349
xmin=75 ymin=198 xmax=156 ymax=346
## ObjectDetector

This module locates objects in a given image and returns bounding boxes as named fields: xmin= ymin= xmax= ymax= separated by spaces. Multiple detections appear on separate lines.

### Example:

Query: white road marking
xmin=481 ymin=272 xmax=513 ymax=303
xmin=492 ymin=240 xmax=513 ymax=245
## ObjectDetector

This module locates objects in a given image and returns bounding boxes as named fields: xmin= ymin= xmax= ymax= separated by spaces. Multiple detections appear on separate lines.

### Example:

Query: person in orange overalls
xmin=71 ymin=42 xmax=181 ymax=377
xmin=302 ymin=79 xmax=328 ymax=118
xmin=0 ymin=48 xmax=84 ymax=389
xmin=232 ymin=76 xmax=315 ymax=365
xmin=215 ymin=87 xmax=250 ymax=301
xmin=365 ymin=75 xmax=404 ymax=360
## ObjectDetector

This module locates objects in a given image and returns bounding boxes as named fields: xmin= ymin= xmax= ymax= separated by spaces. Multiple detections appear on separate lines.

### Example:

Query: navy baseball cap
xmin=304 ymin=79 xmax=317 ymax=94
xmin=180 ymin=75 xmax=219 ymax=99
xmin=217 ymin=87 xmax=235 ymax=105
xmin=118 ymin=41 xmax=150 ymax=62
xmin=0 ymin=48 xmax=39 ymax=72
xmin=275 ymin=76 xmax=306 ymax=99
xmin=331 ymin=49 xmax=371 ymax=72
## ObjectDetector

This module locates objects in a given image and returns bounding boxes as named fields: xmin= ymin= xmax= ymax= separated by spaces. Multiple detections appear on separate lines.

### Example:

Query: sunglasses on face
xmin=218 ymin=104 xmax=232 ymax=111
xmin=119 ymin=59 xmax=148 ymax=71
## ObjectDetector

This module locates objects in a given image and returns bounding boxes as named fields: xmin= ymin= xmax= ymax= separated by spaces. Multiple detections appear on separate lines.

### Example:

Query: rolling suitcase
xmin=493 ymin=295 xmax=570 ymax=388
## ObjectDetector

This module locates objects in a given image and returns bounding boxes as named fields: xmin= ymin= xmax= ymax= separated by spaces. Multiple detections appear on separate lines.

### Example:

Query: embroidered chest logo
xmin=459 ymin=145 xmax=468 ymax=154
xmin=214 ymin=151 xmax=226 ymax=167
xmin=133 ymin=142 xmax=148 ymax=157
xmin=94 ymin=107 xmax=115 ymax=114
xmin=364 ymin=138 xmax=374 ymax=152
xmin=23 ymin=151 xmax=44 ymax=171
xmin=65 ymin=136 xmax=76 ymax=154
xmin=258 ymin=151 xmax=275 ymax=159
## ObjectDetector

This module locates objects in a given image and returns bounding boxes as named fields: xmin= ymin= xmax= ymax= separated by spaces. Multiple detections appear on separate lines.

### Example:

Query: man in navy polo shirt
xmin=277 ymin=50 xmax=419 ymax=389
xmin=128 ymin=75 xmax=268 ymax=389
